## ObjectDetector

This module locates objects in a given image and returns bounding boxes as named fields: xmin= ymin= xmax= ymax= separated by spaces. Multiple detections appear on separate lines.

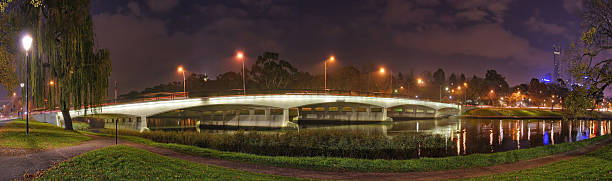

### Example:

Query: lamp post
xmin=379 ymin=67 xmax=393 ymax=95
xmin=22 ymin=35 xmax=32 ymax=135
xmin=177 ymin=66 xmax=186 ymax=94
xmin=236 ymin=52 xmax=246 ymax=95
xmin=324 ymin=56 xmax=335 ymax=92
xmin=489 ymin=89 xmax=495 ymax=106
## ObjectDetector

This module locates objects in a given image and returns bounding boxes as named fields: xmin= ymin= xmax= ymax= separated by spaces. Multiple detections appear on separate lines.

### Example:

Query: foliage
xmin=250 ymin=52 xmax=298 ymax=89
xmin=100 ymin=129 xmax=452 ymax=160
xmin=561 ymin=0 xmax=612 ymax=108
xmin=463 ymin=143 xmax=612 ymax=180
xmin=2 ymin=0 xmax=112 ymax=130
xmin=563 ymin=86 xmax=595 ymax=117
xmin=88 ymin=131 xmax=611 ymax=172
xmin=38 ymin=145 xmax=301 ymax=181
xmin=0 ymin=9 xmax=20 ymax=94
xmin=0 ymin=119 xmax=90 ymax=149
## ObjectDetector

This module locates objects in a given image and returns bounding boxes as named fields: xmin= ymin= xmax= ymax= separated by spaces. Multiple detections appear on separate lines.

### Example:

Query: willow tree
xmin=2 ymin=0 xmax=111 ymax=130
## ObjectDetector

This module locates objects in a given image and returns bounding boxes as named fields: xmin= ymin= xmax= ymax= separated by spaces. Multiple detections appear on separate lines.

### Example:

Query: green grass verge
xmin=0 ymin=119 xmax=91 ymax=150
xmin=85 ymin=131 xmax=611 ymax=172
xmin=37 ymin=145 xmax=304 ymax=181
xmin=462 ymin=143 xmax=612 ymax=180
xmin=464 ymin=108 xmax=564 ymax=117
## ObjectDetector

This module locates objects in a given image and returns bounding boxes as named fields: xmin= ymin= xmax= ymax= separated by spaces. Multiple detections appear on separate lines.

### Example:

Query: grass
xmin=464 ymin=108 xmax=564 ymax=117
xmin=0 ymin=119 xmax=91 ymax=150
xmin=86 ymin=131 xmax=611 ymax=172
xmin=462 ymin=143 xmax=612 ymax=180
xmin=37 ymin=145 xmax=304 ymax=181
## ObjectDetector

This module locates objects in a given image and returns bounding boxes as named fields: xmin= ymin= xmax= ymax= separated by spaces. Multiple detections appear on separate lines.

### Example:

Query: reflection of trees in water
xmin=125 ymin=117 xmax=611 ymax=156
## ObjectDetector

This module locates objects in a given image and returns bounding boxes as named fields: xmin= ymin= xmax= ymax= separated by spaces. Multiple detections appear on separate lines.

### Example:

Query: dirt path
xmin=1 ymin=134 xmax=610 ymax=181
xmin=0 ymin=137 xmax=116 ymax=181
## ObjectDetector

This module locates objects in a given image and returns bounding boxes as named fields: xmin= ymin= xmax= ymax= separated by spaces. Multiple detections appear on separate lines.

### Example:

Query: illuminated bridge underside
xmin=49 ymin=95 xmax=460 ymax=128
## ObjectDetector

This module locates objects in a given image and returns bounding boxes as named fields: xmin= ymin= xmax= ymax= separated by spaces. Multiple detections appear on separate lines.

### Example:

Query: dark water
xmin=112 ymin=118 xmax=611 ymax=156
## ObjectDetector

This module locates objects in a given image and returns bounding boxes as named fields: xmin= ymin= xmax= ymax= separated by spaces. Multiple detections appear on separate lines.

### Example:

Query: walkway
xmin=1 ymin=135 xmax=610 ymax=181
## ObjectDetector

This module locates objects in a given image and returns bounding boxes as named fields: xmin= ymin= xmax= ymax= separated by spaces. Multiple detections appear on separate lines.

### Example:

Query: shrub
xmin=101 ymin=129 xmax=452 ymax=159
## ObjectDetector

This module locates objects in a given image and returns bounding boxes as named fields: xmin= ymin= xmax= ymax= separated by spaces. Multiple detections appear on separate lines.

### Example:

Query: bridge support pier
xmin=282 ymin=108 xmax=290 ymax=127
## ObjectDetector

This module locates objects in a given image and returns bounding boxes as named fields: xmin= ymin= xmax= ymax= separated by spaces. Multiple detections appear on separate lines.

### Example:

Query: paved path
xmin=1 ymin=135 xmax=610 ymax=181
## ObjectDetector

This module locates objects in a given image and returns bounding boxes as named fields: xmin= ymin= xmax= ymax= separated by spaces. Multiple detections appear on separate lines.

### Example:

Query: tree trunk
xmin=62 ymin=104 xmax=73 ymax=130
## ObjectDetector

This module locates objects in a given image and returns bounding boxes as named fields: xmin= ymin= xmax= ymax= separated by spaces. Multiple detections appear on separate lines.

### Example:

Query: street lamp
xmin=489 ymin=89 xmax=495 ymax=106
xmin=177 ymin=66 xmax=186 ymax=94
xmin=379 ymin=67 xmax=393 ymax=95
xmin=236 ymin=51 xmax=246 ymax=95
xmin=22 ymin=34 xmax=32 ymax=135
xmin=324 ymin=56 xmax=335 ymax=92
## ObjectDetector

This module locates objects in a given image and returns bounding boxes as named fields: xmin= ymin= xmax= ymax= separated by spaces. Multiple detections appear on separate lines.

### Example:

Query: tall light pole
xmin=22 ymin=35 xmax=32 ymax=135
xmin=236 ymin=52 xmax=246 ymax=95
xmin=379 ymin=67 xmax=393 ymax=95
xmin=324 ymin=56 xmax=335 ymax=92
xmin=177 ymin=66 xmax=186 ymax=94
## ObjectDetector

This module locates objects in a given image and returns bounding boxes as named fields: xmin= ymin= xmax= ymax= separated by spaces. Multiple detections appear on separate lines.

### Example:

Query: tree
xmin=527 ymin=78 xmax=548 ymax=106
xmin=0 ymin=11 xmax=18 ymax=95
xmin=484 ymin=69 xmax=510 ymax=96
xmin=563 ymin=86 xmax=595 ymax=118
xmin=250 ymin=52 xmax=297 ymax=90
xmin=3 ymin=0 xmax=112 ymax=130
xmin=563 ymin=0 xmax=612 ymax=109
xmin=448 ymin=73 xmax=457 ymax=87
xmin=433 ymin=68 xmax=445 ymax=86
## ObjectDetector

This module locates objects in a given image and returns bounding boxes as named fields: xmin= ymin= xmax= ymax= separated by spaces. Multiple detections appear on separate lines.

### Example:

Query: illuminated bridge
xmin=35 ymin=94 xmax=460 ymax=128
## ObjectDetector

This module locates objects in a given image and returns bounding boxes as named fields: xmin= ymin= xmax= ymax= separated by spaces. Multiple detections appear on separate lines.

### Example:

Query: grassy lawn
xmin=462 ymin=143 xmax=612 ymax=180
xmin=37 ymin=145 xmax=305 ymax=181
xmin=0 ymin=119 xmax=91 ymax=150
xmin=464 ymin=108 xmax=563 ymax=117
xmin=86 ymin=131 xmax=611 ymax=172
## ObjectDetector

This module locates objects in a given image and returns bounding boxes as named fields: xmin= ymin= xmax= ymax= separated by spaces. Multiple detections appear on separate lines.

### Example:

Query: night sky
xmin=0 ymin=0 xmax=590 ymax=104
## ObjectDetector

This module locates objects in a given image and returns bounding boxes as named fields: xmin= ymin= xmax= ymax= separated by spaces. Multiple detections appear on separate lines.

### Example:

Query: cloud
xmin=455 ymin=9 xmax=488 ymax=21
xmin=446 ymin=0 xmax=513 ymax=23
xmin=92 ymin=9 xmax=288 ymax=92
xmin=146 ymin=0 xmax=179 ymax=12
xmin=524 ymin=16 xmax=571 ymax=39
xmin=127 ymin=1 xmax=141 ymax=16
xmin=382 ymin=0 xmax=435 ymax=25
xmin=393 ymin=24 xmax=549 ymax=67
xmin=562 ymin=0 xmax=582 ymax=14
xmin=415 ymin=0 xmax=440 ymax=6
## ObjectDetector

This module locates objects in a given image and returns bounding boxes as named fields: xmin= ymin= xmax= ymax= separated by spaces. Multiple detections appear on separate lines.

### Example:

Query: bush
xmin=101 ymin=129 xmax=452 ymax=159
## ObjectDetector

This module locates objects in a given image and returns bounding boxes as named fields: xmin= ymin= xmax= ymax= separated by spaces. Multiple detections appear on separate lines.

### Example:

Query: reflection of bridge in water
xmin=35 ymin=94 xmax=460 ymax=128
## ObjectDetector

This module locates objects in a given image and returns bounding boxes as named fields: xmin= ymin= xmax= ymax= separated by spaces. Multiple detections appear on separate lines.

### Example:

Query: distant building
xmin=552 ymin=45 xmax=561 ymax=84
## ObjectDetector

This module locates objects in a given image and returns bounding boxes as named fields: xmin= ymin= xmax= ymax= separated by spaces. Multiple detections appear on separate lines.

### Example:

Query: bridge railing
xmin=108 ymin=89 xmax=457 ymax=105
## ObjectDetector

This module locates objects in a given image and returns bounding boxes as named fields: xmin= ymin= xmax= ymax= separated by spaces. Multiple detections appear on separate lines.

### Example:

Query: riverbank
xmin=87 ymin=130 xmax=612 ymax=173
xmin=0 ymin=119 xmax=91 ymax=155
xmin=461 ymin=108 xmax=612 ymax=119
xmin=462 ymin=142 xmax=612 ymax=180
xmin=37 ymin=145 xmax=302 ymax=181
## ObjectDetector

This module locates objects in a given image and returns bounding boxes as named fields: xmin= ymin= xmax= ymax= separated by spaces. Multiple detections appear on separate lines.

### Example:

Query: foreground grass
xmin=87 ymin=131 xmax=611 ymax=172
xmin=463 ymin=143 xmax=612 ymax=180
xmin=37 ymin=146 xmax=303 ymax=181
xmin=0 ymin=119 xmax=90 ymax=150
xmin=464 ymin=108 xmax=563 ymax=117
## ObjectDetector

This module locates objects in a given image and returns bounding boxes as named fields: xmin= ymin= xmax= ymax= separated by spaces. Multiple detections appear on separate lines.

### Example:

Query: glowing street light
xmin=324 ymin=56 xmax=335 ymax=91
xmin=236 ymin=51 xmax=246 ymax=95
xmin=417 ymin=78 xmax=424 ymax=86
xmin=49 ymin=80 xmax=54 ymax=86
xmin=379 ymin=67 xmax=394 ymax=94
xmin=177 ymin=66 xmax=186 ymax=93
